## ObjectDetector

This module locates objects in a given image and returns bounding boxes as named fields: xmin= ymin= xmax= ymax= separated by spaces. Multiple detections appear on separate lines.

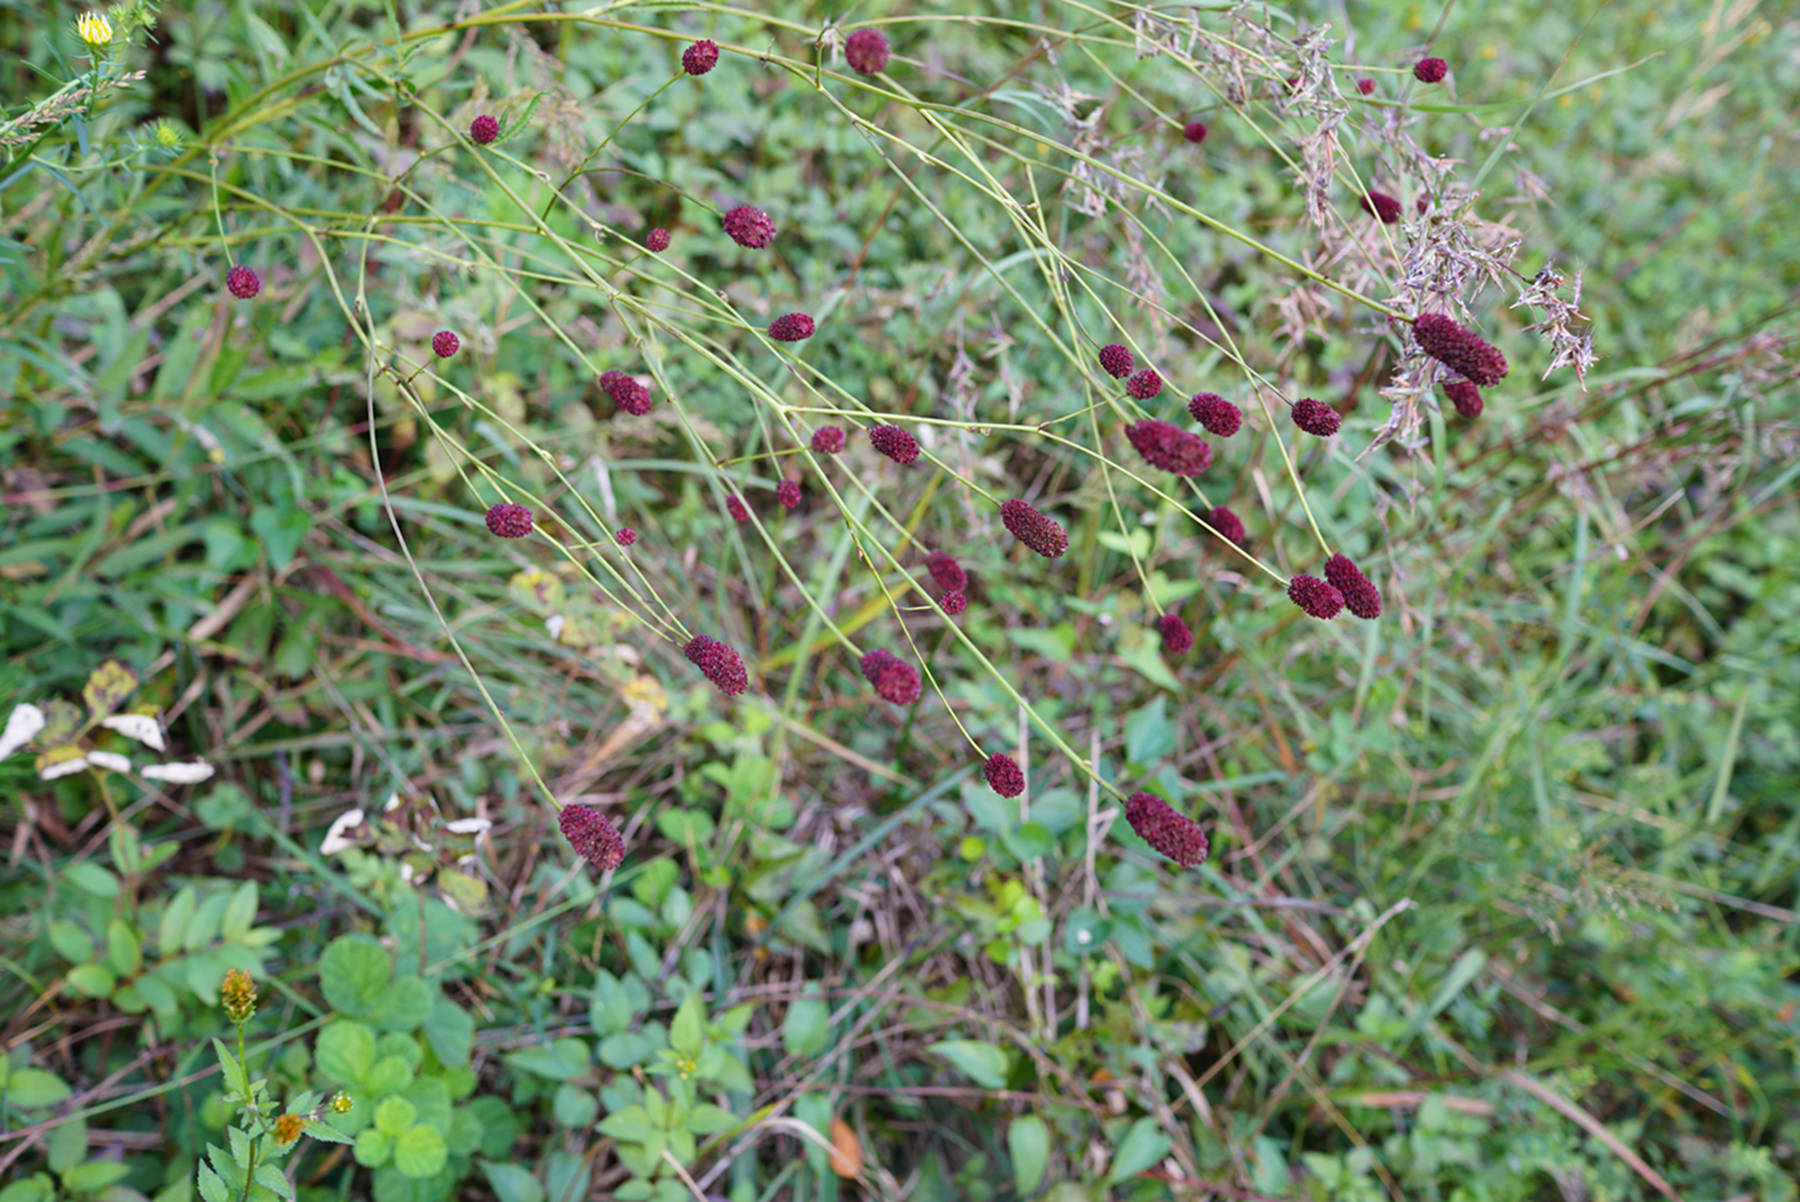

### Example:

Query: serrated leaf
xmin=782 ymin=997 xmax=829 ymax=1057
xmin=4 ymin=1068 xmax=70 ymax=1109
xmin=196 ymin=1165 xmax=229 ymax=1202
xmin=478 ymin=1162 xmax=543 ymax=1202
xmin=319 ymin=935 xmax=392 ymax=1018
xmin=391 ymin=1125 xmax=446 ymax=1178
xmin=212 ymin=1037 xmax=249 ymax=1098
xmin=669 ymin=994 xmax=703 ymax=1058
xmin=315 ymin=1020 xmax=376 ymax=1085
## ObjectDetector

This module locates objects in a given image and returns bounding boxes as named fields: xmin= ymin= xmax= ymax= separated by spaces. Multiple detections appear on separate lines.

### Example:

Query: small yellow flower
xmin=273 ymin=1114 xmax=308 ymax=1145
xmin=220 ymin=968 xmax=257 ymax=1024
xmin=76 ymin=11 xmax=112 ymax=47
xmin=330 ymin=1092 xmax=354 ymax=1115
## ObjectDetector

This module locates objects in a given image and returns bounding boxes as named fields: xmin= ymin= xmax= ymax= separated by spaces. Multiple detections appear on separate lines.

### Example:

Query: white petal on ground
xmin=320 ymin=808 xmax=367 ymax=855
xmin=141 ymin=761 xmax=216 ymax=784
xmin=101 ymin=713 xmax=166 ymax=751
xmin=443 ymin=817 xmax=491 ymax=835
xmin=1 ymin=704 xmax=46 ymax=760
xmin=88 ymin=751 xmax=132 ymax=773
xmin=40 ymin=755 xmax=90 ymax=780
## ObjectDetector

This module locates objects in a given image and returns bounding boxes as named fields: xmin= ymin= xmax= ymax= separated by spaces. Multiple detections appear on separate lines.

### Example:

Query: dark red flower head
xmin=615 ymin=527 xmax=637 ymax=546
xmin=645 ymin=228 xmax=671 ymax=252
xmin=845 ymin=28 xmax=890 ymax=75
xmin=226 ymin=265 xmax=260 ymax=299
xmin=776 ymin=478 xmax=801 ymax=510
xmin=432 ymin=330 xmax=460 ymax=358
xmin=1360 ymin=191 xmax=1402 ymax=224
xmin=1126 ymin=420 xmax=1212 ymax=477
xmin=1443 ymin=380 xmax=1483 ymax=419
xmin=859 ymin=649 xmax=920 ymax=706
xmin=722 ymin=204 xmax=776 ymax=249
xmin=869 ymin=424 xmax=920 ymax=465
xmin=1126 ymin=368 xmax=1163 ymax=400
xmin=925 ymin=550 xmax=967 ymax=593
xmin=470 ymin=114 xmax=499 ymax=144
xmin=485 ymin=502 xmax=533 ymax=538
xmin=1157 ymin=612 xmax=1193 ymax=656
xmin=984 ymin=753 xmax=1024 ymax=799
xmin=1208 ymin=505 xmax=1247 ymax=548
xmin=684 ymin=635 xmax=748 ymax=695
xmin=1287 ymin=574 xmax=1344 ymax=619
xmin=1000 ymin=499 xmax=1068 ymax=559
xmin=769 ymin=313 xmax=815 ymax=342
xmin=1356 ymin=77 xmax=1376 ymax=95
xmin=1414 ymin=313 xmax=1508 ymax=387
xmin=558 ymin=804 xmax=625 ymax=871
xmin=682 ymin=39 xmax=718 ymax=75
xmin=603 ymin=371 xmax=653 ymax=416
xmin=1187 ymin=392 xmax=1241 ymax=437
xmin=940 ymin=590 xmax=966 ymax=616
xmin=1182 ymin=121 xmax=1208 ymax=144
xmin=1324 ymin=553 xmax=1381 ymax=620
xmin=1291 ymin=398 xmax=1341 ymax=437
xmin=811 ymin=425 xmax=846 ymax=454
xmin=1413 ymin=57 xmax=1448 ymax=83
xmin=1125 ymin=792 xmax=1209 ymax=867
xmin=726 ymin=494 xmax=751 ymax=523
xmin=1098 ymin=343 xmax=1134 ymax=379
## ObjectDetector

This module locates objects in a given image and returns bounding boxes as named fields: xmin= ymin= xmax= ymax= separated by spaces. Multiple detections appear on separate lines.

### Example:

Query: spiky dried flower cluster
xmin=645 ymin=228 xmax=670 ymax=252
xmin=1444 ymin=380 xmax=1483 ymax=419
xmin=558 ymin=804 xmax=625 ymax=871
xmin=601 ymin=369 xmax=654 ymax=415
xmin=777 ymin=478 xmax=801 ymax=510
xmin=1287 ymin=574 xmax=1344 ymax=619
xmin=432 ymin=330 xmax=459 ymax=358
xmin=1126 ymin=368 xmax=1163 ymax=400
xmin=682 ymin=39 xmax=718 ymax=76
xmin=726 ymin=494 xmax=751 ymax=523
xmin=1183 ymin=121 xmax=1208 ymax=144
xmin=220 ymin=968 xmax=257 ymax=1024
xmin=926 ymin=550 xmax=967 ymax=593
xmin=1324 ymin=553 xmax=1381 ymax=620
xmin=226 ymin=265 xmax=260 ymax=299
xmin=859 ymin=649 xmax=921 ymax=706
xmin=1187 ymin=392 xmax=1241 ymax=437
xmin=1000 ymin=499 xmax=1067 ymax=559
xmin=845 ymin=28 xmax=890 ymax=75
xmin=1157 ymin=612 xmax=1193 ymax=655
xmin=769 ymin=313 xmax=814 ymax=342
xmin=1208 ymin=505 xmax=1247 ymax=547
xmin=1414 ymin=313 xmax=1508 ymax=386
xmin=869 ymin=424 xmax=919 ymax=465
xmin=1125 ymin=792 xmax=1208 ymax=867
xmin=722 ymin=205 xmax=776 ymax=249
xmin=1098 ymin=344 xmax=1134 ymax=379
xmin=684 ymin=635 xmax=748 ymax=695
xmin=485 ymin=503 xmax=533 ymax=538
xmin=1512 ymin=262 xmax=1598 ymax=387
xmin=615 ymin=527 xmax=637 ymax=546
xmin=1291 ymin=398 xmax=1341 ymax=437
xmin=1414 ymin=57 xmax=1448 ymax=83
xmin=810 ymin=425 xmax=846 ymax=454
xmin=1360 ymin=190 xmax=1402 ymax=224
xmin=984 ymin=752 xmax=1024 ymax=798
xmin=470 ymin=114 xmax=499 ymax=144
xmin=1126 ymin=420 xmax=1212 ymax=476
xmin=940 ymin=591 xmax=966 ymax=616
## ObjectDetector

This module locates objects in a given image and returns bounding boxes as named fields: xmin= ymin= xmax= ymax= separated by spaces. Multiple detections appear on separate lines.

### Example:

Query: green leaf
xmin=1008 ymin=1115 xmax=1050 ymax=1193
xmin=371 ymin=976 xmax=433 ymax=1033
xmin=64 ymin=863 xmax=119 ymax=898
xmin=1124 ymin=697 xmax=1175 ymax=765
xmin=479 ymin=1162 xmax=544 ymax=1202
xmin=686 ymin=1104 xmax=738 ymax=1135
xmin=195 ymin=1165 xmax=229 ymax=1202
xmin=929 ymin=1039 xmax=1011 ymax=1090
xmin=222 ymin=881 xmax=259 ymax=942
xmin=669 ymin=994 xmax=703 ymax=1058
xmin=315 ymin=1020 xmax=376 ymax=1085
xmin=362 ymin=1055 xmax=414 ymax=1097
xmin=375 ymin=1096 xmax=417 ymax=1137
xmin=248 ymin=505 xmax=312 ymax=570
xmin=65 ymin=963 xmax=115 ymax=998
xmin=61 ymin=1161 xmax=132 ymax=1193
xmin=503 ymin=1038 xmax=589 ymax=1081
xmin=354 ymin=1128 xmax=392 ymax=1168
xmin=3 ymin=1068 xmax=70 ymax=1109
xmin=82 ymin=660 xmax=138 ymax=718
xmin=595 ymin=1104 xmax=654 ymax=1142
xmin=48 ymin=921 xmax=94 ymax=964
xmin=1106 ymin=1117 xmax=1170 ymax=1185
xmin=158 ymin=887 xmax=197 ymax=955
xmin=0 ymin=1176 xmax=55 ymax=1202
xmin=212 ymin=1037 xmax=249 ymax=1097
xmin=319 ymin=935 xmax=392 ymax=1018
xmin=422 ymin=996 xmax=473 ymax=1067
xmin=588 ymin=969 xmax=640 ymax=1037
xmin=392 ymin=1125 xmax=446 ymax=1178
xmin=781 ymin=997 xmax=829 ymax=1058
xmin=1405 ymin=948 xmax=1488 ymax=1041
xmin=552 ymin=1085 xmax=598 ymax=1128
xmin=106 ymin=920 xmax=142 ymax=976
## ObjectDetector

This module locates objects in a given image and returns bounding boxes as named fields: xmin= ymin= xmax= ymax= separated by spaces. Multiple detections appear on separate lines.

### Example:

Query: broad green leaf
xmin=158 ymin=887 xmax=197 ymax=955
xmin=195 ymin=1165 xmax=230 ymax=1202
xmin=595 ymin=1105 xmax=654 ymax=1142
xmin=106 ymin=920 xmax=142 ymax=976
xmin=552 ymin=1085 xmax=598 ymax=1128
xmin=782 ymin=997 xmax=829 ymax=1057
xmin=422 ymin=996 xmax=473 ymax=1067
xmin=222 ymin=881 xmax=259 ymax=942
xmin=1106 ymin=1117 xmax=1170 ymax=1184
xmin=1009 ymin=1115 xmax=1050 ymax=1193
xmin=479 ymin=1162 xmax=544 ymax=1202
xmin=371 ymin=976 xmax=433 ymax=1033
xmin=315 ymin=1020 xmax=376 ymax=1085
xmin=67 ymin=963 xmax=117 ymax=999
xmin=669 ymin=994 xmax=704 ymax=1057
xmin=64 ymin=863 xmax=120 ymax=898
xmin=319 ymin=935 xmax=391 ymax=1018
xmin=392 ymin=1125 xmax=446 ymax=1178
xmin=929 ymin=1039 xmax=1010 ymax=1090
xmin=212 ymin=1037 xmax=249 ymax=1098
xmin=375 ymin=1096 xmax=417 ymax=1137
xmin=354 ymin=1128 xmax=392 ymax=1168
xmin=503 ymin=1037 xmax=589 ymax=1081
xmin=48 ymin=922 xmax=94 ymax=964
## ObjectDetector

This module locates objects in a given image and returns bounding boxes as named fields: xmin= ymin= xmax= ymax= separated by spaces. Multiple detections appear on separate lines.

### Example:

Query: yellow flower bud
xmin=220 ymin=968 xmax=257 ymax=1025
xmin=76 ymin=12 xmax=112 ymax=47
xmin=330 ymin=1092 xmax=353 ymax=1114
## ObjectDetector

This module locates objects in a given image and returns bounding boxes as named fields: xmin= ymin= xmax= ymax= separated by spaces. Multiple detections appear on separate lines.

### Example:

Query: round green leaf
xmin=354 ymin=1128 xmax=392 ymax=1168
xmin=392 ymin=1125 xmax=447 ymax=1178
xmin=315 ymin=1020 xmax=376 ymax=1086
xmin=319 ymin=935 xmax=392 ymax=1018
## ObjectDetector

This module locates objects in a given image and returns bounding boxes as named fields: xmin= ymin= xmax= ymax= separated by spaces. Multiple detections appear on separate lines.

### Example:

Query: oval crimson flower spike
xmin=1360 ymin=190 xmax=1402 ymax=224
xmin=1286 ymin=574 xmax=1344 ymax=619
xmin=1444 ymin=380 xmax=1484 ymax=419
xmin=999 ymin=499 xmax=1068 ymax=559
xmin=1414 ymin=57 xmax=1448 ymax=83
xmin=940 ymin=591 xmax=966 ymax=616
xmin=722 ymin=204 xmax=776 ymax=249
xmin=1098 ymin=344 xmax=1134 ymax=379
xmin=1125 ymin=791 xmax=1209 ymax=867
xmin=1157 ymin=612 xmax=1193 ymax=655
xmin=769 ymin=313 xmax=815 ymax=342
xmin=776 ymin=479 xmax=801 ymax=510
xmin=645 ymin=228 xmax=671 ymax=252
xmin=470 ymin=114 xmax=499 ymax=144
xmin=1126 ymin=368 xmax=1163 ymax=400
xmin=682 ymin=39 xmax=718 ymax=75
xmin=1208 ymin=505 xmax=1247 ymax=548
xmin=1182 ymin=121 xmax=1207 ymax=144
xmin=484 ymin=503 xmax=533 ymax=538
xmin=984 ymin=753 xmax=1024 ymax=799
xmin=1125 ymin=419 xmax=1212 ymax=476
xmin=615 ymin=527 xmax=637 ymax=546
xmin=1414 ymin=312 xmax=1509 ymax=387
xmin=1323 ymin=553 xmax=1381 ymax=620
xmin=1188 ymin=392 xmax=1242 ymax=438
xmin=432 ymin=330 xmax=460 ymax=358
xmin=869 ymin=424 xmax=919 ymax=465
xmin=226 ymin=265 xmax=260 ymax=299
xmin=684 ymin=635 xmax=748 ymax=695
xmin=810 ymin=425 xmax=846 ymax=454
xmin=1291 ymin=398 xmax=1341 ymax=437
xmin=558 ymin=804 xmax=624 ymax=871
xmin=925 ymin=550 xmax=967 ymax=593
xmin=845 ymin=28 xmax=890 ymax=74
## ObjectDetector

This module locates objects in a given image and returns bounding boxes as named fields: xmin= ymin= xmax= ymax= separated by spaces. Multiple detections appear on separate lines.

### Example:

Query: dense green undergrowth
xmin=3 ymin=2 xmax=1798 ymax=1201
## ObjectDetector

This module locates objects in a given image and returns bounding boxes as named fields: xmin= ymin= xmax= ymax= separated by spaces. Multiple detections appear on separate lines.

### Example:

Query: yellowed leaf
xmin=828 ymin=1117 xmax=862 ymax=1178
